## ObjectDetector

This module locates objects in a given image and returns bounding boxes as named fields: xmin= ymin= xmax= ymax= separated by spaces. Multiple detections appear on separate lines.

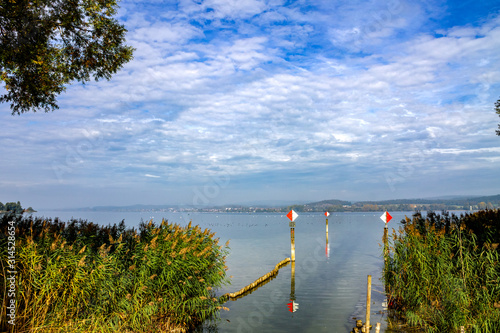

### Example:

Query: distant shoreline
xmin=0 ymin=209 xmax=37 ymax=214
xmin=29 ymin=193 xmax=500 ymax=214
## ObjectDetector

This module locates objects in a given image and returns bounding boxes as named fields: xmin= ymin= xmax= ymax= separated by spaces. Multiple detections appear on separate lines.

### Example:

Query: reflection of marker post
xmin=325 ymin=212 xmax=330 ymax=256
xmin=290 ymin=261 xmax=296 ymax=300
xmin=326 ymin=218 xmax=329 ymax=258
xmin=324 ymin=211 xmax=330 ymax=242
xmin=366 ymin=275 xmax=372 ymax=332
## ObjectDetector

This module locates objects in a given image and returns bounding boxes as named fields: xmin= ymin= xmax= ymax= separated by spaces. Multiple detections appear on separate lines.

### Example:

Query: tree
xmin=4 ymin=201 xmax=23 ymax=214
xmin=0 ymin=0 xmax=134 ymax=114
xmin=496 ymin=98 xmax=500 ymax=136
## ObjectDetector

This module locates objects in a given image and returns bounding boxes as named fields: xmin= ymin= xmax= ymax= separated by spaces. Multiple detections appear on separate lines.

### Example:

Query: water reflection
xmin=210 ymin=212 xmax=405 ymax=332
xmin=32 ymin=210 xmax=409 ymax=332
xmin=326 ymin=217 xmax=330 ymax=259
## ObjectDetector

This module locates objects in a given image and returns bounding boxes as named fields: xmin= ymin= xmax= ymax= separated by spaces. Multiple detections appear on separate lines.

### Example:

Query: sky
xmin=1 ymin=0 xmax=500 ymax=209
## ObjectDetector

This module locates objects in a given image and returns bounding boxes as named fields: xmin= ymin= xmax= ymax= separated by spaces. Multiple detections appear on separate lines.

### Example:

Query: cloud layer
xmin=1 ymin=0 xmax=499 ymax=208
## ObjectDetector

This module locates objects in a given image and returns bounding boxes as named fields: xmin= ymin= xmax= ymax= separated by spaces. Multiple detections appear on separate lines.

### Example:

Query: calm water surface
xmin=32 ymin=210 xmax=413 ymax=332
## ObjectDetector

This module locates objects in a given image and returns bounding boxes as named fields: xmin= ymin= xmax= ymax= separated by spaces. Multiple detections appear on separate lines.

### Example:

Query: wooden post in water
xmin=287 ymin=210 xmax=298 ymax=262
xmin=365 ymin=275 xmax=372 ymax=332
xmin=326 ymin=217 xmax=329 ymax=242
xmin=375 ymin=322 xmax=381 ymax=333
xmin=383 ymin=227 xmax=389 ymax=258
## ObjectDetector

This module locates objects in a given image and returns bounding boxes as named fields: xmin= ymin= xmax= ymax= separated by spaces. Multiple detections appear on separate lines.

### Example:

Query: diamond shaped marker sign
xmin=380 ymin=211 xmax=392 ymax=223
xmin=324 ymin=211 xmax=330 ymax=217
xmin=287 ymin=209 xmax=298 ymax=222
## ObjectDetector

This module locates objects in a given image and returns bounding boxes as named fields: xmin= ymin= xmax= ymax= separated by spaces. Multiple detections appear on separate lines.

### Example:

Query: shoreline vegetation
xmin=0 ymin=212 xmax=230 ymax=333
xmin=383 ymin=209 xmax=500 ymax=332
xmin=0 ymin=201 xmax=36 ymax=215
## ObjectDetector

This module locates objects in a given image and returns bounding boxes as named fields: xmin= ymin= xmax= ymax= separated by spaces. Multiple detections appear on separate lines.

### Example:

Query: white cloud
xmin=131 ymin=21 xmax=202 ymax=44
xmin=145 ymin=174 xmax=161 ymax=178
xmin=203 ymin=0 xmax=267 ymax=19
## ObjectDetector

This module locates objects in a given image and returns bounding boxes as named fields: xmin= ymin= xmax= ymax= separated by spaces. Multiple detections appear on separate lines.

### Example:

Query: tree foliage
xmin=0 ymin=0 xmax=134 ymax=114
xmin=0 ymin=200 xmax=23 ymax=214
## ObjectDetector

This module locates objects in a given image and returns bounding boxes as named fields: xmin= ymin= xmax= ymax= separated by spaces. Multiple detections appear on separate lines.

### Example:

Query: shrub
xmin=383 ymin=209 xmax=500 ymax=332
xmin=0 ymin=213 xmax=230 ymax=332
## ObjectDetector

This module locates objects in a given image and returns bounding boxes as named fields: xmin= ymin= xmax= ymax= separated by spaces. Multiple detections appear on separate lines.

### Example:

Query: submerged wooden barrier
xmin=224 ymin=257 xmax=291 ymax=300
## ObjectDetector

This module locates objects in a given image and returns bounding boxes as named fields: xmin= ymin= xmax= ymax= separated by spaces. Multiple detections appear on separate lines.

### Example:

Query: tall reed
xmin=383 ymin=209 xmax=500 ymax=332
xmin=0 ymin=213 xmax=230 ymax=332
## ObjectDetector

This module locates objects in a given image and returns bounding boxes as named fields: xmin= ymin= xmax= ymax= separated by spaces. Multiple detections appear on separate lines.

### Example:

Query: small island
xmin=0 ymin=201 xmax=36 ymax=214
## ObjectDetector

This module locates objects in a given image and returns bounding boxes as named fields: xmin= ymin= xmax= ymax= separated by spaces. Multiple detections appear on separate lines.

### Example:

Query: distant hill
xmin=285 ymin=199 xmax=352 ymax=213
xmin=300 ymin=194 xmax=500 ymax=212
xmin=351 ymin=194 xmax=500 ymax=207
xmin=65 ymin=204 xmax=183 ymax=212
xmin=306 ymin=199 xmax=352 ymax=206
xmin=449 ymin=194 xmax=500 ymax=205
xmin=58 ymin=194 xmax=500 ymax=213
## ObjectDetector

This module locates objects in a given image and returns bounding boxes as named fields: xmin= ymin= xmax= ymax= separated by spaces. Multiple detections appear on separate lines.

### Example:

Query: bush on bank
xmin=0 ymin=213 xmax=230 ymax=332
xmin=383 ymin=209 xmax=500 ymax=332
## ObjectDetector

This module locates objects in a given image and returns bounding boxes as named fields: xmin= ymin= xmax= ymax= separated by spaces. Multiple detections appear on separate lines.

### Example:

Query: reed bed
xmin=0 ymin=213 xmax=230 ymax=332
xmin=383 ymin=209 xmax=500 ymax=332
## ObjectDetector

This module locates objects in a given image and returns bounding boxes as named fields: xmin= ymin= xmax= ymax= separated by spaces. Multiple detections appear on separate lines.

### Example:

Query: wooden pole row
xmin=224 ymin=257 xmax=291 ymax=299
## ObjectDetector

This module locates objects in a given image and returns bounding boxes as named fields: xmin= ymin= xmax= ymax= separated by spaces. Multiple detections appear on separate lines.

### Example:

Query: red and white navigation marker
xmin=287 ymin=300 xmax=299 ymax=312
xmin=287 ymin=209 xmax=298 ymax=222
xmin=380 ymin=211 xmax=392 ymax=224
xmin=324 ymin=211 xmax=330 ymax=217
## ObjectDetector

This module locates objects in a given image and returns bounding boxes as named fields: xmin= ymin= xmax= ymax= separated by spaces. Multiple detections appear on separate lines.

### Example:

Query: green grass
xmin=1 ymin=213 xmax=230 ymax=332
xmin=383 ymin=209 xmax=500 ymax=332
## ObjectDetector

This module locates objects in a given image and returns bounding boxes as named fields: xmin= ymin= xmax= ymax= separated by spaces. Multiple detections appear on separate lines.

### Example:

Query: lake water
xmin=31 ymin=210 xmax=414 ymax=332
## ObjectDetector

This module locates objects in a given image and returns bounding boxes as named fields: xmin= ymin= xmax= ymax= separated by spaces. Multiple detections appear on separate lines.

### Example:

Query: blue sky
xmin=1 ymin=0 xmax=500 ymax=209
